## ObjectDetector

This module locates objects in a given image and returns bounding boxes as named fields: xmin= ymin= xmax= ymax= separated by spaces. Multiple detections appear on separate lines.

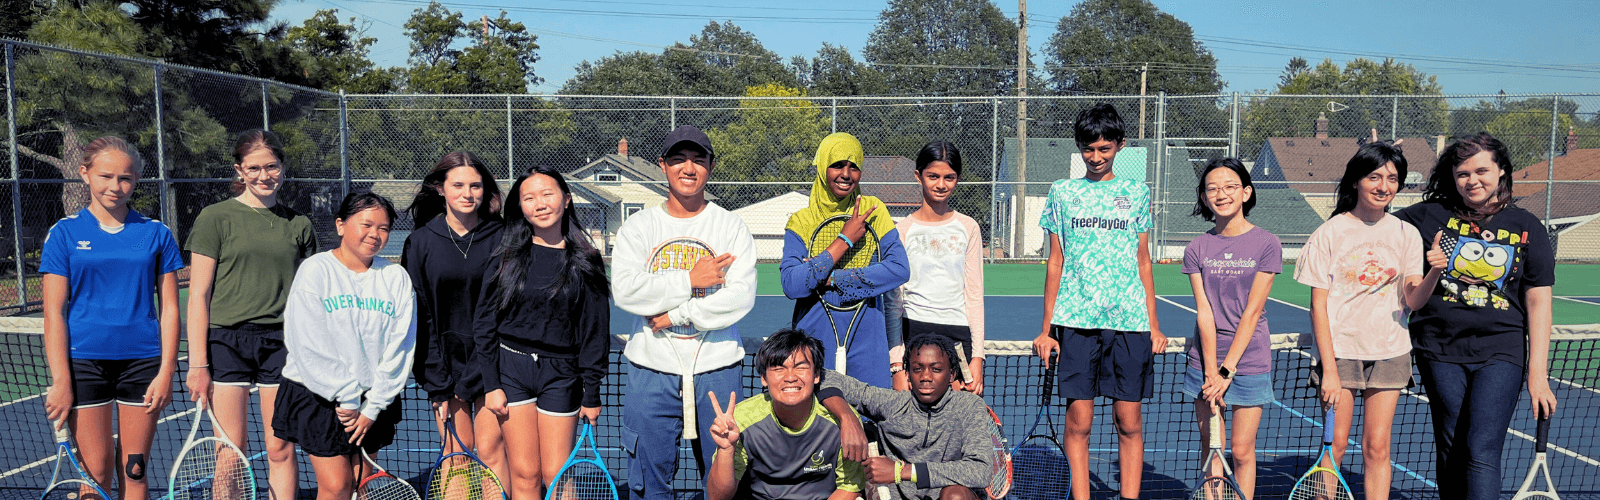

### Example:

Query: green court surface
xmin=754 ymin=263 xmax=1600 ymax=325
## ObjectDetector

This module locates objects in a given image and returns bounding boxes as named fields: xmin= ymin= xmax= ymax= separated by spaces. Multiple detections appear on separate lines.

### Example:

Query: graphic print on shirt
xmin=646 ymin=236 xmax=718 ymax=338
xmin=904 ymin=230 xmax=962 ymax=259
xmin=1334 ymin=242 xmax=1401 ymax=298
xmin=1437 ymin=217 xmax=1525 ymax=310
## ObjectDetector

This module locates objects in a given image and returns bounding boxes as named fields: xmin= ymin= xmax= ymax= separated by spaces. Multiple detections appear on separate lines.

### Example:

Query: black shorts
xmin=421 ymin=331 xmax=482 ymax=403
xmin=271 ymin=380 xmax=401 ymax=458
xmin=209 ymin=324 xmax=286 ymax=386
xmin=71 ymin=357 xmax=161 ymax=408
xmin=1054 ymin=326 xmax=1154 ymax=402
xmin=901 ymin=318 xmax=974 ymax=381
xmin=498 ymin=345 xmax=581 ymax=416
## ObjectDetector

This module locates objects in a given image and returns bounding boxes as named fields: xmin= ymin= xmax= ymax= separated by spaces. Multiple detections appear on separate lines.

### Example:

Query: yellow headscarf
xmin=785 ymin=132 xmax=896 ymax=239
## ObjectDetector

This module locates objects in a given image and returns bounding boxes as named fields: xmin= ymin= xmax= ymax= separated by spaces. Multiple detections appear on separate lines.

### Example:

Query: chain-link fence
xmin=5 ymin=39 xmax=1600 ymax=313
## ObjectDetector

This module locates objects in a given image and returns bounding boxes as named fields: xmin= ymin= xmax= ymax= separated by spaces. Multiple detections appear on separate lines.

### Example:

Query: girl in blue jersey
xmin=42 ymin=136 xmax=184 ymax=500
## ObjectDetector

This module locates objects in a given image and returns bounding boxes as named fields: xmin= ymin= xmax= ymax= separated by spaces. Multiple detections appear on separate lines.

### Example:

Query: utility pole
xmin=482 ymin=16 xmax=490 ymax=40
xmin=1138 ymin=63 xmax=1148 ymax=139
xmin=1013 ymin=0 xmax=1029 ymax=257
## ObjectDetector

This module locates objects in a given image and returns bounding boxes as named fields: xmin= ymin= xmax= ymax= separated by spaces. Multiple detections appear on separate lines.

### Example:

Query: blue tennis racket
xmin=545 ymin=417 xmax=618 ymax=500
xmin=40 ymin=419 xmax=112 ymax=500
xmin=426 ymin=415 xmax=505 ymax=500
xmin=1288 ymin=406 xmax=1354 ymax=500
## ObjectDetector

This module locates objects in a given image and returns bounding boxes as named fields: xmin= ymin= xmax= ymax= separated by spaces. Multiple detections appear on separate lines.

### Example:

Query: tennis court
xmin=0 ymin=264 xmax=1596 ymax=499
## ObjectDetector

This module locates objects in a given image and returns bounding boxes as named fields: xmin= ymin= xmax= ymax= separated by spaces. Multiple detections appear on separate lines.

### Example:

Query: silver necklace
xmin=241 ymin=199 xmax=275 ymax=228
xmin=447 ymin=220 xmax=475 ymax=259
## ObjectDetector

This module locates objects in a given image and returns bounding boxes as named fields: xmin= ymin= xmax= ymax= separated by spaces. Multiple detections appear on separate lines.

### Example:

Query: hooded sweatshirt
xmin=401 ymin=216 xmax=505 ymax=400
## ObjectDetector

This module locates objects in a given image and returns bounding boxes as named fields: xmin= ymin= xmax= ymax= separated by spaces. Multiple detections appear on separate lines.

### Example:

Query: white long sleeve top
xmin=612 ymin=203 xmax=757 ymax=374
xmin=282 ymin=251 xmax=417 ymax=420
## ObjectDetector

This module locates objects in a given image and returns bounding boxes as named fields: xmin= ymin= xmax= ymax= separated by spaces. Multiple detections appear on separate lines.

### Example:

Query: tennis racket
xmin=806 ymin=213 xmax=884 ymax=375
xmin=168 ymin=402 xmax=257 ymax=500
xmin=984 ymin=406 xmax=1013 ymax=499
xmin=644 ymin=237 xmax=720 ymax=440
xmin=358 ymin=448 xmax=421 ymax=500
xmin=427 ymin=414 xmax=506 ymax=500
xmin=866 ymin=430 xmax=893 ymax=500
xmin=1188 ymin=402 xmax=1241 ymax=500
xmin=1512 ymin=415 xmax=1561 ymax=500
xmin=1009 ymin=354 xmax=1067 ymax=500
xmin=40 ymin=419 xmax=112 ymax=500
xmin=546 ymin=417 xmax=619 ymax=500
xmin=1287 ymin=407 xmax=1354 ymax=500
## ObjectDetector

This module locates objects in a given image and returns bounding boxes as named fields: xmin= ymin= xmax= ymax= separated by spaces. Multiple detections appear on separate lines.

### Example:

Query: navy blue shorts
xmin=71 ymin=356 xmax=161 ymax=408
xmin=498 ymin=345 xmax=581 ymax=416
xmin=209 ymin=323 xmax=286 ymax=387
xmin=1053 ymin=326 xmax=1154 ymax=402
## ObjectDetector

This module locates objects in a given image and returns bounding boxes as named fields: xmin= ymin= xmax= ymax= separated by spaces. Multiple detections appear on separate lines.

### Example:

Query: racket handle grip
xmin=1536 ymin=416 xmax=1550 ymax=453
xmin=869 ymin=442 xmax=891 ymax=500
xmin=52 ymin=419 xmax=69 ymax=443
xmin=1322 ymin=406 xmax=1336 ymax=445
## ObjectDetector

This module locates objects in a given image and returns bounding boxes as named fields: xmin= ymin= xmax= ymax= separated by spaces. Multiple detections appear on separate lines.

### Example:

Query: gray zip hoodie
xmin=817 ymin=370 xmax=994 ymax=496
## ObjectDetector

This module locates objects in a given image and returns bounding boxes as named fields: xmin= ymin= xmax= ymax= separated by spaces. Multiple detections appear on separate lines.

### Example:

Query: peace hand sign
xmin=840 ymin=198 xmax=876 ymax=245
xmin=708 ymin=391 xmax=741 ymax=451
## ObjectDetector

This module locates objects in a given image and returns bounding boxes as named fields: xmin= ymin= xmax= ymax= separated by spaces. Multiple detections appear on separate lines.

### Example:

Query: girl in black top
xmin=1394 ymin=133 xmax=1557 ymax=500
xmin=401 ymin=152 xmax=507 ymax=484
xmin=474 ymin=165 xmax=609 ymax=499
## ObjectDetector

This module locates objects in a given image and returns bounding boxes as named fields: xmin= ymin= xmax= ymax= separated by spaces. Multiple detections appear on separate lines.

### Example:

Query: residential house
xmin=564 ymin=138 xmax=717 ymax=254
xmin=1249 ymin=115 xmax=1438 ymax=219
xmin=997 ymin=137 xmax=1152 ymax=258
xmin=1508 ymin=130 xmax=1600 ymax=260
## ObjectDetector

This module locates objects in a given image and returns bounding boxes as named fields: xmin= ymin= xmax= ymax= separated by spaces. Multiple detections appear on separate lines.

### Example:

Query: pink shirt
xmin=890 ymin=212 xmax=986 ymax=360
xmin=1294 ymin=213 xmax=1423 ymax=360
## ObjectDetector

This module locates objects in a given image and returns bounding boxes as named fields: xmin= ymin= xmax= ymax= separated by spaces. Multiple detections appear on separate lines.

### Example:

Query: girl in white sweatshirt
xmin=275 ymin=192 xmax=416 ymax=500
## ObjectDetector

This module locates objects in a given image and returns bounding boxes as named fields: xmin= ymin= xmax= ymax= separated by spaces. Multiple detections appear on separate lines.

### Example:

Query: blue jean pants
xmin=622 ymin=361 xmax=742 ymax=500
xmin=1415 ymin=356 xmax=1524 ymax=500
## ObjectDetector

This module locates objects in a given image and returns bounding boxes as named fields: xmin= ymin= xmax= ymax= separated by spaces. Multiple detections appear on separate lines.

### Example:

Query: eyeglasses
xmin=1205 ymin=184 xmax=1244 ymax=196
xmin=241 ymin=163 xmax=283 ymax=177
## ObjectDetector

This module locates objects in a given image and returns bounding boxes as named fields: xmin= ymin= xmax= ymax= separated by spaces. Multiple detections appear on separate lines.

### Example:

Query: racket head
xmin=1187 ymin=476 xmax=1244 ymax=500
xmin=1287 ymin=468 xmax=1355 ymax=500
xmin=1008 ymin=435 xmax=1068 ymax=500
xmin=983 ymin=407 xmax=1013 ymax=499
xmin=646 ymin=237 xmax=719 ymax=339
xmin=807 ymin=214 xmax=880 ymax=270
xmin=40 ymin=479 xmax=110 ymax=500
xmin=546 ymin=460 xmax=619 ymax=500
xmin=427 ymin=452 xmax=506 ymax=500
xmin=358 ymin=450 xmax=420 ymax=500
xmin=168 ymin=436 xmax=258 ymax=500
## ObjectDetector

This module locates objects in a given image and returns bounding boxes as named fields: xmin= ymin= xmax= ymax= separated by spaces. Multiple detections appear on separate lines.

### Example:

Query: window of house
xmin=623 ymin=203 xmax=643 ymax=219
xmin=597 ymin=172 xmax=620 ymax=182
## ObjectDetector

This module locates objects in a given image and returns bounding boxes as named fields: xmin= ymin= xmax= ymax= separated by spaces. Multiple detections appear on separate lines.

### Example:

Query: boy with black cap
xmin=613 ymin=125 xmax=759 ymax=499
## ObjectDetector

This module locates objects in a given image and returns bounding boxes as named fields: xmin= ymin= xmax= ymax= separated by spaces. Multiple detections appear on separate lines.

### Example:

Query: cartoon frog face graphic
xmin=1449 ymin=237 xmax=1513 ymax=288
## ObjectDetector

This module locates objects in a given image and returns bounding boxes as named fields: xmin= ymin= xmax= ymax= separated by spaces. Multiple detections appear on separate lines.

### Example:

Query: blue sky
xmin=275 ymin=0 xmax=1599 ymax=102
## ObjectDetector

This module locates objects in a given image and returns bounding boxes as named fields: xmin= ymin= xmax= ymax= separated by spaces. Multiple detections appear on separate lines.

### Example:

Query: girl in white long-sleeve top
xmin=274 ymin=192 xmax=416 ymax=500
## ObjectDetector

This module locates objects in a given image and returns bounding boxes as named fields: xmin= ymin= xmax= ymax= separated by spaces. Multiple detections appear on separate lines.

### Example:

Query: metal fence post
xmin=154 ymin=64 xmax=177 ymax=239
xmin=1391 ymin=96 xmax=1399 ymax=140
xmin=989 ymin=97 xmax=998 ymax=262
xmin=1154 ymin=92 xmax=1167 ymax=261
xmin=831 ymin=98 xmax=838 ymax=134
xmin=262 ymin=81 xmax=270 ymax=131
xmin=506 ymin=96 xmax=514 ymax=180
xmin=339 ymin=90 xmax=350 ymax=199
xmin=1546 ymin=96 xmax=1559 ymax=231
xmin=1229 ymin=92 xmax=1240 ymax=158
xmin=670 ymin=97 xmax=677 ymax=130
xmin=6 ymin=43 xmax=25 ymax=309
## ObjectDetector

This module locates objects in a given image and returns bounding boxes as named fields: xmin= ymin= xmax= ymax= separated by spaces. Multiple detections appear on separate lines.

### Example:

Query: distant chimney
xmin=1567 ymin=128 xmax=1578 ymax=156
xmin=617 ymin=137 xmax=629 ymax=157
xmin=1315 ymin=113 xmax=1329 ymax=139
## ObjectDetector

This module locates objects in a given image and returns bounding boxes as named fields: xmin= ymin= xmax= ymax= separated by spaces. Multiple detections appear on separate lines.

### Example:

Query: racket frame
xmin=1008 ymin=353 xmax=1068 ymax=499
xmin=645 ymin=237 xmax=718 ymax=440
xmin=167 ymin=403 xmax=258 ymax=500
xmin=1190 ymin=403 xmax=1241 ymax=499
xmin=359 ymin=448 xmax=421 ymax=500
xmin=1288 ymin=407 xmax=1355 ymax=500
xmin=427 ymin=418 xmax=507 ymax=500
xmin=546 ymin=418 xmax=619 ymax=500
xmin=806 ymin=214 xmax=884 ymax=376
xmin=41 ymin=420 xmax=112 ymax=500
xmin=1512 ymin=416 xmax=1561 ymax=500
xmin=983 ymin=406 xmax=1013 ymax=499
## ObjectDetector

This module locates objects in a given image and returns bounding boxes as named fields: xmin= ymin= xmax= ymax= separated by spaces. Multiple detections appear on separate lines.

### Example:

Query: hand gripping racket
xmin=1009 ymin=354 xmax=1067 ymax=500
xmin=427 ymin=413 xmax=506 ymax=500
xmin=168 ymin=402 xmax=257 ymax=500
xmin=1287 ymin=407 xmax=1354 ymax=500
xmin=358 ymin=448 xmax=421 ymax=500
xmin=546 ymin=417 xmax=619 ymax=500
xmin=40 ymin=419 xmax=112 ymax=500
xmin=1188 ymin=402 xmax=1241 ymax=500
xmin=1512 ymin=415 xmax=1561 ymax=500
xmin=645 ymin=237 xmax=720 ymax=440
xmin=806 ymin=213 xmax=883 ymax=375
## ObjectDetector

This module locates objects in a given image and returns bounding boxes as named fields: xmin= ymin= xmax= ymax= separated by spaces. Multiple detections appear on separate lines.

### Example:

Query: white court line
xmin=1269 ymin=297 xmax=1310 ymax=311
xmin=1554 ymin=296 xmax=1600 ymax=305
xmin=1157 ymin=296 xmax=1198 ymax=314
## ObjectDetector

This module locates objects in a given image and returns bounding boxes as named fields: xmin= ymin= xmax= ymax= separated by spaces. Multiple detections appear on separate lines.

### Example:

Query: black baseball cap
xmin=660 ymin=125 xmax=714 ymax=161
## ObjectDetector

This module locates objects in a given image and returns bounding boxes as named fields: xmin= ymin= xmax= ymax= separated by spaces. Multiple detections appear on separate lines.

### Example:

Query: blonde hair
xmin=79 ymin=136 xmax=145 ymax=174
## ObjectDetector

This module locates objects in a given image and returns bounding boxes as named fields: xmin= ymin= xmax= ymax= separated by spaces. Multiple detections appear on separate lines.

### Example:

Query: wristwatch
xmin=1217 ymin=365 xmax=1234 ymax=380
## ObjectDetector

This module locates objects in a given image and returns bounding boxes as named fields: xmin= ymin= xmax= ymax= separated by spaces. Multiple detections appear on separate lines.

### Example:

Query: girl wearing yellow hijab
xmin=779 ymin=132 xmax=910 ymax=388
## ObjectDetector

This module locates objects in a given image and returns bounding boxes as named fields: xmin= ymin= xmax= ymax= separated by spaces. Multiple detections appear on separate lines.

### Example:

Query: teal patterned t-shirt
xmin=1038 ymin=177 xmax=1153 ymax=331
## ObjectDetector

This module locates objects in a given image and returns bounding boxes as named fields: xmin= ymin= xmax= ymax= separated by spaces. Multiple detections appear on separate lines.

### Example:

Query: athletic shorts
xmin=1182 ymin=366 xmax=1275 ymax=407
xmin=901 ymin=318 xmax=974 ymax=381
xmin=1311 ymin=354 xmax=1414 ymax=391
xmin=498 ymin=344 xmax=581 ymax=416
xmin=271 ymin=380 xmax=401 ymax=458
xmin=1053 ymin=326 xmax=1154 ymax=402
xmin=71 ymin=357 xmax=161 ymax=408
xmin=209 ymin=323 xmax=286 ymax=386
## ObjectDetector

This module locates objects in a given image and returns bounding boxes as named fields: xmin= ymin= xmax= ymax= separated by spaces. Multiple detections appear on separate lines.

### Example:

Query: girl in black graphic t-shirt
xmin=1395 ymin=133 xmax=1557 ymax=500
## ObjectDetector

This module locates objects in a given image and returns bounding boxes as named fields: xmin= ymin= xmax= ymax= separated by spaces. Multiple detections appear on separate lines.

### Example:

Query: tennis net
xmin=0 ymin=317 xmax=1594 ymax=499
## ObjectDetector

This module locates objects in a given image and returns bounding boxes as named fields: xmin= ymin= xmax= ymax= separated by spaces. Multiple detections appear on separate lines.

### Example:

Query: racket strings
xmin=808 ymin=221 xmax=876 ymax=269
xmin=428 ymin=456 xmax=501 ymax=500
xmin=41 ymin=480 xmax=107 ymax=500
xmin=1010 ymin=437 xmax=1069 ymax=500
xmin=1188 ymin=478 xmax=1242 ymax=500
xmin=173 ymin=440 xmax=252 ymax=500
xmin=549 ymin=461 xmax=614 ymax=500
xmin=1288 ymin=470 xmax=1354 ymax=500
xmin=358 ymin=474 xmax=419 ymax=500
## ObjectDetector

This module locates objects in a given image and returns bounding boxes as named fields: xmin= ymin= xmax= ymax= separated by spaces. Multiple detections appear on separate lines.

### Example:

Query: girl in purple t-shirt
xmin=1181 ymin=157 xmax=1281 ymax=500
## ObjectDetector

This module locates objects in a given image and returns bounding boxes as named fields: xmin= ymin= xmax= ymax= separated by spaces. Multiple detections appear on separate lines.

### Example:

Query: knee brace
xmin=125 ymin=453 xmax=146 ymax=480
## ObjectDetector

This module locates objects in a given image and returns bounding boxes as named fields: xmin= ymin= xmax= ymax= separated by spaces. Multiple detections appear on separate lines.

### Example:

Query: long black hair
xmin=1421 ymin=132 xmax=1516 ymax=220
xmin=409 ymin=151 xmax=504 ymax=227
xmin=914 ymin=141 xmax=963 ymax=176
xmin=1330 ymin=140 xmax=1408 ymax=218
xmin=491 ymin=165 xmax=607 ymax=311
xmin=1191 ymin=157 xmax=1256 ymax=221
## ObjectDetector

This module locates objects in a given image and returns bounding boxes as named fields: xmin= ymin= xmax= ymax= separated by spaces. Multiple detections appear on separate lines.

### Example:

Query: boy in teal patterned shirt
xmin=1031 ymin=103 xmax=1165 ymax=500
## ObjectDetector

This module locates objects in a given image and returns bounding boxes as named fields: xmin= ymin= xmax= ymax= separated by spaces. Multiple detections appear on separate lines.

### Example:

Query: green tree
xmin=805 ymin=43 xmax=888 ymax=97
xmin=1043 ymin=0 xmax=1224 ymax=96
xmin=705 ymin=83 xmax=829 ymax=208
xmin=1239 ymin=57 xmax=1447 ymax=160
xmin=863 ymin=0 xmax=1019 ymax=97
xmin=0 ymin=0 xmax=48 ymax=39
xmin=276 ymin=9 xmax=398 ymax=93
xmin=402 ymin=2 xmax=541 ymax=94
